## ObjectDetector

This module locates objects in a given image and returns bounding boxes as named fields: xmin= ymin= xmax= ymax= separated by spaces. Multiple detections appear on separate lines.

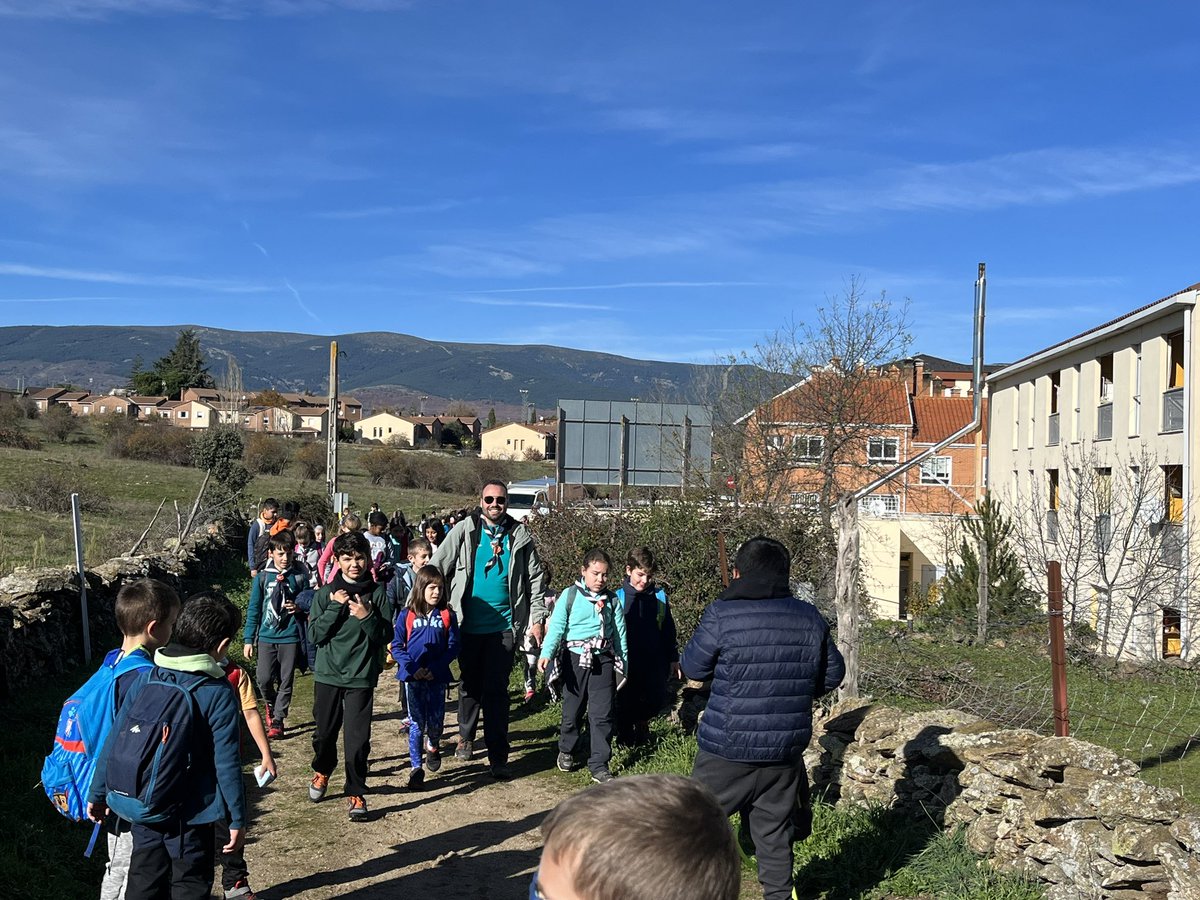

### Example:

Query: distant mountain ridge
xmin=0 ymin=324 xmax=732 ymax=414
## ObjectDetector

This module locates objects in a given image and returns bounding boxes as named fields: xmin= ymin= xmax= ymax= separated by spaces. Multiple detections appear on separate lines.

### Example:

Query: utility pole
xmin=326 ymin=341 xmax=339 ymax=501
xmin=976 ymin=532 xmax=989 ymax=644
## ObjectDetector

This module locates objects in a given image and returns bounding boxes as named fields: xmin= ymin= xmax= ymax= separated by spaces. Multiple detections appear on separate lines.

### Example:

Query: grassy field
xmin=0 ymin=422 xmax=552 ymax=576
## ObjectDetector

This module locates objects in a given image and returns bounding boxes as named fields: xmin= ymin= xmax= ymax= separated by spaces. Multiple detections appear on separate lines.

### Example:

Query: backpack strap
xmin=113 ymin=651 xmax=154 ymax=677
xmin=404 ymin=608 xmax=416 ymax=642
xmin=440 ymin=608 xmax=451 ymax=632
xmin=655 ymin=588 xmax=668 ymax=630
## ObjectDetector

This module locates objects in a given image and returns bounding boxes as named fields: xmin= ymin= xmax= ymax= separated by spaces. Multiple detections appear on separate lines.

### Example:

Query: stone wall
xmin=805 ymin=701 xmax=1200 ymax=899
xmin=0 ymin=534 xmax=226 ymax=699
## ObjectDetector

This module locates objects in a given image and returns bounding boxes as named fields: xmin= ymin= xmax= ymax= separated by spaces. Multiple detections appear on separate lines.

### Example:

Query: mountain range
xmin=0 ymin=324 xmax=736 ymax=417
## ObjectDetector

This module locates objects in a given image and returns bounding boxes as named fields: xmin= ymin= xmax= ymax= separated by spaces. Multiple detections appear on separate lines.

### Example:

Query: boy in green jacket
xmin=307 ymin=531 xmax=393 ymax=821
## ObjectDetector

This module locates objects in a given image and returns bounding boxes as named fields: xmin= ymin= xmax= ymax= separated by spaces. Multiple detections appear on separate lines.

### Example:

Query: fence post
xmin=1046 ymin=560 xmax=1069 ymax=737
xmin=71 ymin=492 xmax=92 ymax=666
xmin=836 ymin=497 xmax=861 ymax=700
xmin=976 ymin=532 xmax=989 ymax=644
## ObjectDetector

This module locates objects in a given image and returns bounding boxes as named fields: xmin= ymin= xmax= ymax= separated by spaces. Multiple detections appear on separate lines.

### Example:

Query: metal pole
xmin=1047 ymin=560 xmax=1070 ymax=737
xmin=618 ymin=415 xmax=629 ymax=509
xmin=681 ymin=415 xmax=692 ymax=496
xmin=71 ymin=493 xmax=91 ymax=665
xmin=976 ymin=532 xmax=989 ymax=644
xmin=836 ymin=496 xmax=861 ymax=700
xmin=326 ymin=341 xmax=339 ymax=502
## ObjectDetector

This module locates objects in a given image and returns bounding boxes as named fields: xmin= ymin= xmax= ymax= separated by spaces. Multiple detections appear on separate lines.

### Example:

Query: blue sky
xmin=1 ymin=1 xmax=1198 ymax=365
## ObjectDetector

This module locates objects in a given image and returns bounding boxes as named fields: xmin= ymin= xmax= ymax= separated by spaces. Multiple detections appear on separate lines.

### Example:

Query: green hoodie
xmin=308 ymin=580 xmax=393 ymax=688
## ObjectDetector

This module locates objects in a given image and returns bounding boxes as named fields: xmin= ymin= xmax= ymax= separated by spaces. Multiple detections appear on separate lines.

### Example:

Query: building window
xmin=1099 ymin=352 xmax=1114 ymax=402
xmin=793 ymin=435 xmax=824 ymax=464
xmin=790 ymin=492 xmax=820 ymax=509
xmin=867 ymin=437 xmax=899 ymax=463
xmin=919 ymin=456 xmax=952 ymax=485
xmin=1167 ymin=331 xmax=1185 ymax=389
xmin=178 ymin=411 xmax=188 ymax=419
xmin=858 ymin=493 xmax=900 ymax=516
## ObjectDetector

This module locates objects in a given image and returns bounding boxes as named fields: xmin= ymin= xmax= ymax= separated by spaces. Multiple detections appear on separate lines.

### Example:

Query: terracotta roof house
xmin=129 ymin=396 xmax=169 ymax=418
xmin=480 ymin=422 xmax=557 ymax=460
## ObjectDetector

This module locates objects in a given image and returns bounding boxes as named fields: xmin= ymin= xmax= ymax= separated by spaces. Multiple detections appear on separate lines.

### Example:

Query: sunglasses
xmin=483 ymin=496 xmax=508 ymax=505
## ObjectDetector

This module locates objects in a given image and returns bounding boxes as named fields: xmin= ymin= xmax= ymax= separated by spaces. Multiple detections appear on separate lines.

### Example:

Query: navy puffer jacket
xmin=681 ymin=575 xmax=845 ymax=763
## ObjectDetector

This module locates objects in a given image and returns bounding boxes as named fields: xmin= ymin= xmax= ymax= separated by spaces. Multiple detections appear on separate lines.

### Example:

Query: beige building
xmin=987 ymin=282 xmax=1198 ymax=661
xmin=480 ymin=422 xmax=557 ymax=460
xmin=355 ymin=411 xmax=440 ymax=446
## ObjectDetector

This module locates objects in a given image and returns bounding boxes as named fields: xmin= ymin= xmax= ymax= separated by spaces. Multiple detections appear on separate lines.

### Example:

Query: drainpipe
xmin=1184 ymin=306 xmax=1192 ymax=658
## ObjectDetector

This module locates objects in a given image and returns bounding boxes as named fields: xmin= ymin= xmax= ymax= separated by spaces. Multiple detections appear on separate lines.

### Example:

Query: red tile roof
xmin=912 ymin=396 xmax=988 ymax=444
xmin=759 ymin=372 xmax=912 ymax=427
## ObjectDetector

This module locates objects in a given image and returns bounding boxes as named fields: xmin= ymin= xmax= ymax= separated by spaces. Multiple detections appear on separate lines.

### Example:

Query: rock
xmin=1111 ymin=823 xmax=1175 ymax=862
xmin=1088 ymin=779 xmax=1183 ymax=826
xmin=1168 ymin=813 xmax=1200 ymax=852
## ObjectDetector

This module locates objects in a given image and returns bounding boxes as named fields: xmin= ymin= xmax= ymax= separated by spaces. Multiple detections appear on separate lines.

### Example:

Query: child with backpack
xmin=87 ymin=592 xmax=248 ymax=900
xmin=42 ymin=578 xmax=180 ymax=900
xmin=385 ymin=536 xmax=433 ymax=733
xmin=538 ymin=548 xmax=628 ymax=784
xmin=615 ymin=547 xmax=680 ymax=746
xmin=307 ymin=530 xmax=394 ymax=821
xmin=390 ymin=564 xmax=460 ymax=789
xmin=243 ymin=529 xmax=309 ymax=740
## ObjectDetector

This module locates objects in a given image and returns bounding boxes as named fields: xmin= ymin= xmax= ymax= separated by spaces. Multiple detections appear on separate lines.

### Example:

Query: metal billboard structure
xmin=556 ymin=399 xmax=713 ymax=488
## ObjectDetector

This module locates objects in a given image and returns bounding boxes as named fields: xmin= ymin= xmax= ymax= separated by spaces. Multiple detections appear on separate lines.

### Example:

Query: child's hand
xmin=348 ymin=596 xmax=372 ymax=620
xmin=415 ymin=666 xmax=432 ymax=681
xmin=261 ymin=755 xmax=277 ymax=778
xmin=243 ymin=643 xmax=255 ymax=660
xmin=283 ymin=599 xmax=297 ymax=614
xmin=537 ymin=657 xmax=549 ymax=673
xmin=331 ymin=590 xmax=350 ymax=605
xmin=86 ymin=801 xmax=107 ymax=824
xmin=223 ymin=827 xmax=244 ymax=854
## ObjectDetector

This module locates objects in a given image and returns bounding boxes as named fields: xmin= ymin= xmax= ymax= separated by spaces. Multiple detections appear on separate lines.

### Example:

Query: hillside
xmin=0 ymin=324 xmax=736 ymax=413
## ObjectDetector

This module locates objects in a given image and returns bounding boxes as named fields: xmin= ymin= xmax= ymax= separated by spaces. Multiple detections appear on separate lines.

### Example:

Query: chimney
xmin=829 ymin=356 xmax=842 ymax=370
xmin=909 ymin=358 xmax=924 ymax=397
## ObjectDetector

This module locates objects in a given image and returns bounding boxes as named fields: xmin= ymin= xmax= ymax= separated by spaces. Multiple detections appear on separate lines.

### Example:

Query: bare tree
xmin=1004 ymin=444 xmax=1196 ymax=660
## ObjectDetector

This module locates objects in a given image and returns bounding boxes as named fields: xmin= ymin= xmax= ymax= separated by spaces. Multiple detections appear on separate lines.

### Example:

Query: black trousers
xmin=311 ymin=682 xmax=375 ymax=795
xmin=693 ymin=749 xmax=806 ymax=900
xmin=125 ymin=821 xmax=215 ymax=900
xmin=255 ymin=641 xmax=299 ymax=722
xmin=559 ymin=651 xmax=616 ymax=774
xmin=212 ymin=819 xmax=248 ymax=891
xmin=457 ymin=629 xmax=515 ymax=767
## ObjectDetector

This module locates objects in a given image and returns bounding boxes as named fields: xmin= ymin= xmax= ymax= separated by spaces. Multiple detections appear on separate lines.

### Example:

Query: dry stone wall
xmin=804 ymin=701 xmax=1200 ymax=899
xmin=0 ymin=535 xmax=223 ymax=699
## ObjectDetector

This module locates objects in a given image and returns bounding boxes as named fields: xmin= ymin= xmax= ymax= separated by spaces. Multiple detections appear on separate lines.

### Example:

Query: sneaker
xmin=488 ymin=765 xmax=513 ymax=781
xmin=425 ymin=739 xmax=442 ymax=772
xmin=224 ymin=880 xmax=256 ymax=900
xmin=347 ymin=795 xmax=368 ymax=821
xmin=267 ymin=721 xmax=283 ymax=740
xmin=454 ymin=738 xmax=473 ymax=761
xmin=556 ymin=752 xmax=578 ymax=773
xmin=590 ymin=769 xmax=614 ymax=784
xmin=408 ymin=768 xmax=425 ymax=790
xmin=264 ymin=708 xmax=274 ymax=732
xmin=308 ymin=772 xmax=329 ymax=802
xmin=523 ymin=688 xmax=535 ymax=701
xmin=398 ymin=717 xmax=412 ymax=735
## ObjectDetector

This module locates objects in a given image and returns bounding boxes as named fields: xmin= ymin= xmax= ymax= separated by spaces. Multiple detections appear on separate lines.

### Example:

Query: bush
xmin=244 ymin=434 xmax=291 ymax=476
xmin=192 ymin=427 xmax=250 ymax=508
xmin=41 ymin=405 xmax=79 ymax=443
xmin=109 ymin=420 xmax=194 ymax=466
xmin=0 ymin=401 xmax=24 ymax=428
xmin=283 ymin=489 xmax=335 ymax=530
xmin=386 ymin=433 xmax=412 ymax=449
xmin=2 ymin=466 xmax=109 ymax=513
xmin=363 ymin=447 xmax=405 ymax=485
xmin=92 ymin=412 xmax=137 ymax=442
xmin=523 ymin=447 xmax=544 ymax=461
xmin=470 ymin=457 xmax=514 ymax=492
xmin=294 ymin=441 xmax=327 ymax=481
xmin=526 ymin=500 xmax=826 ymax=641
xmin=0 ymin=426 xmax=40 ymax=450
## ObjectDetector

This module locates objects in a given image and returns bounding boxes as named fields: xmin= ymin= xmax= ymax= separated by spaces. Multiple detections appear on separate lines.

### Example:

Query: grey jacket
xmin=430 ymin=512 xmax=547 ymax=640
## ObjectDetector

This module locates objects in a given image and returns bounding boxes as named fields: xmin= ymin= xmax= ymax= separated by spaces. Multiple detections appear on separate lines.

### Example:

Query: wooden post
xmin=717 ymin=532 xmax=730 ymax=587
xmin=976 ymin=532 xmax=989 ymax=644
xmin=326 ymin=341 xmax=339 ymax=502
xmin=835 ymin=496 xmax=860 ymax=700
xmin=1047 ymin=560 xmax=1070 ymax=737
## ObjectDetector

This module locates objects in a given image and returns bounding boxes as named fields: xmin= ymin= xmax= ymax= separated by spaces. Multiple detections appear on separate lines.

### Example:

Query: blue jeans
xmin=406 ymin=680 xmax=447 ymax=770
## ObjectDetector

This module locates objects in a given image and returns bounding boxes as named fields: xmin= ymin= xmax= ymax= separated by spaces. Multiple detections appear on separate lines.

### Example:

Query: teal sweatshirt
xmin=539 ymin=582 xmax=628 ymax=666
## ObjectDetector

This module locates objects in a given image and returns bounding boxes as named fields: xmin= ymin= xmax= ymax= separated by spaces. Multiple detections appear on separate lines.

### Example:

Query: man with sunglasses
xmin=431 ymin=479 xmax=548 ymax=779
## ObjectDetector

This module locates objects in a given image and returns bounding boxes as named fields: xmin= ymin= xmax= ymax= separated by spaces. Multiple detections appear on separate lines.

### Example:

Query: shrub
xmin=244 ymin=434 xmax=290 ymax=475
xmin=0 ymin=400 xmax=24 ymax=428
xmin=0 ymin=427 xmax=40 ymax=450
xmin=192 ymin=427 xmax=251 ymax=507
xmin=386 ymin=433 xmax=412 ymax=449
xmin=284 ymin=490 xmax=335 ymax=530
xmin=109 ymin=420 xmax=194 ymax=466
xmin=523 ymin=447 xmax=544 ymax=461
xmin=92 ymin=412 xmax=137 ymax=442
xmin=3 ymin=466 xmax=109 ymax=513
xmin=41 ymin=405 xmax=79 ymax=443
xmin=470 ymin=457 xmax=514 ymax=492
xmin=526 ymin=500 xmax=826 ymax=641
xmin=363 ymin=447 xmax=405 ymax=485
xmin=294 ymin=441 xmax=327 ymax=481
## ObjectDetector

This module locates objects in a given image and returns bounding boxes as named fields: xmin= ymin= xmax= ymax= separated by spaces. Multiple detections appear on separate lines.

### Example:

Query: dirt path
xmin=242 ymin=673 xmax=572 ymax=900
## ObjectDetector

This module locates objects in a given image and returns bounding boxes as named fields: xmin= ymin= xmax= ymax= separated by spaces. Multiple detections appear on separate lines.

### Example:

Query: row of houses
xmin=741 ymin=282 xmax=1200 ymax=663
xmin=26 ymin=386 xmax=363 ymax=436
xmin=354 ymin=411 xmax=555 ymax=458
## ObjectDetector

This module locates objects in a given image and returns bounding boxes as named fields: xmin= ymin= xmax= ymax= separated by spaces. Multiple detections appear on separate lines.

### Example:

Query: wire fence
xmin=853 ymin=614 xmax=1200 ymax=805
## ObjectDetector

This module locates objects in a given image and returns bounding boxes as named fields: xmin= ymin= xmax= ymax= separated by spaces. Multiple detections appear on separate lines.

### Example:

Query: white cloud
xmin=477 ymin=281 xmax=770 ymax=294
xmin=458 ymin=296 xmax=616 ymax=311
xmin=0 ymin=262 xmax=272 ymax=293
xmin=312 ymin=199 xmax=471 ymax=220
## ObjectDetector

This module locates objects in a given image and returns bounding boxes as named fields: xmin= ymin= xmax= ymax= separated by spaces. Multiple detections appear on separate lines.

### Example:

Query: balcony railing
xmin=1046 ymin=509 xmax=1059 ymax=544
xmin=1048 ymin=412 xmax=1060 ymax=446
xmin=1096 ymin=402 xmax=1113 ymax=440
xmin=1162 ymin=388 xmax=1184 ymax=433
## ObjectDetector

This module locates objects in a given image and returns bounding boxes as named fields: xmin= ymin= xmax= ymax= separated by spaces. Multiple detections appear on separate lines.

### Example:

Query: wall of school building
xmin=858 ymin=515 xmax=954 ymax=620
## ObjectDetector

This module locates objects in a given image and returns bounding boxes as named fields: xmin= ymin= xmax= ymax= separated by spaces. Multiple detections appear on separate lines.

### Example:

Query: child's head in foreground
xmin=172 ymin=592 xmax=242 ymax=659
xmin=115 ymin=578 xmax=182 ymax=650
xmin=535 ymin=774 xmax=738 ymax=900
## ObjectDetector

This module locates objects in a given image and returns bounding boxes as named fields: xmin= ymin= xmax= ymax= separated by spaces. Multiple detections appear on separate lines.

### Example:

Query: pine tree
xmin=128 ymin=329 xmax=215 ymax=399
xmin=486 ymin=407 xmax=497 ymax=429
xmin=940 ymin=494 xmax=1036 ymax=623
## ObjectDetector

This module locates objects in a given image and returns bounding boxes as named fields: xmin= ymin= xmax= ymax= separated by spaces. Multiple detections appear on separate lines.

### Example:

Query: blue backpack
xmin=103 ymin=667 xmax=202 ymax=825
xmin=42 ymin=648 xmax=154 ymax=823
xmin=615 ymin=587 xmax=669 ymax=629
